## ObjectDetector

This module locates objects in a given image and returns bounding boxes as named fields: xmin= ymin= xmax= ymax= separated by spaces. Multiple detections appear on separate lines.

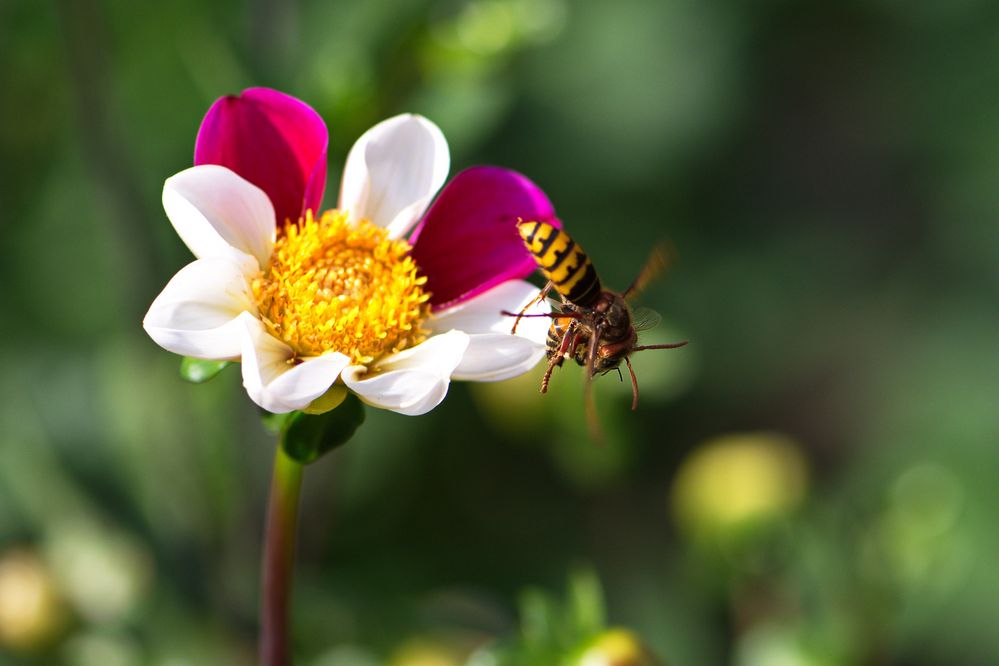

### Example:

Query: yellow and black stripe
xmin=518 ymin=221 xmax=602 ymax=306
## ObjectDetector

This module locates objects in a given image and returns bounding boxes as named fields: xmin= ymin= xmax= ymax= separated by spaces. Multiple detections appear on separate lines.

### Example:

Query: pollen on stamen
xmin=251 ymin=210 xmax=431 ymax=364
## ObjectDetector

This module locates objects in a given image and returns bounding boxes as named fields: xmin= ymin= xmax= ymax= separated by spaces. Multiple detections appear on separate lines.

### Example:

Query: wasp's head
xmin=592 ymin=355 xmax=623 ymax=375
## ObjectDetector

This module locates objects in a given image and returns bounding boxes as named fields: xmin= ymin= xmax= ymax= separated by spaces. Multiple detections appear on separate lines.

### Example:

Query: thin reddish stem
xmin=260 ymin=445 xmax=304 ymax=666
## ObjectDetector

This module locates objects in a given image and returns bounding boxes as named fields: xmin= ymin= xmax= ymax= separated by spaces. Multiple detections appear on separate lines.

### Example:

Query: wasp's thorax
xmin=583 ymin=290 xmax=633 ymax=374
xmin=591 ymin=291 xmax=631 ymax=340
xmin=548 ymin=290 xmax=637 ymax=376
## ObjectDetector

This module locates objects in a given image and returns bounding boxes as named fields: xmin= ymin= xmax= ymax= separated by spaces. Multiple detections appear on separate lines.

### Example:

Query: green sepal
xmin=303 ymin=385 xmax=348 ymax=415
xmin=180 ymin=357 xmax=231 ymax=383
xmin=278 ymin=393 xmax=366 ymax=464
xmin=260 ymin=410 xmax=292 ymax=435
xmin=260 ymin=386 xmax=347 ymax=433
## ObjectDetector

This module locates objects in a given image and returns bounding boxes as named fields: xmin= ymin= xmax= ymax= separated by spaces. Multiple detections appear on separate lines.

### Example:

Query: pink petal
xmin=194 ymin=88 xmax=328 ymax=227
xmin=409 ymin=166 xmax=561 ymax=310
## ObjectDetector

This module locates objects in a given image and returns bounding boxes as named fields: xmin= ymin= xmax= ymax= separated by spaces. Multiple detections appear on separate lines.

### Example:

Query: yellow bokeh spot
xmin=576 ymin=628 xmax=660 ymax=666
xmin=0 ymin=549 xmax=65 ymax=651
xmin=671 ymin=433 xmax=808 ymax=541
xmin=390 ymin=638 xmax=464 ymax=666
xmin=253 ymin=210 xmax=430 ymax=364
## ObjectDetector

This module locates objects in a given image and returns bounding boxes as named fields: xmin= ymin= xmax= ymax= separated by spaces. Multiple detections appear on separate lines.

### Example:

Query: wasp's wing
xmin=631 ymin=306 xmax=662 ymax=333
xmin=623 ymin=242 xmax=675 ymax=300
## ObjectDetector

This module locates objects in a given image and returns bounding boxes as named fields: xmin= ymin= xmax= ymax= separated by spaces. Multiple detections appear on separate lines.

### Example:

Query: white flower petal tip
xmin=430 ymin=280 xmax=551 ymax=382
xmin=163 ymin=164 xmax=276 ymax=266
xmin=338 ymin=113 xmax=450 ymax=238
xmin=143 ymin=257 xmax=259 ymax=359
xmin=238 ymin=313 xmax=351 ymax=413
xmin=341 ymin=330 xmax=469 ymax=416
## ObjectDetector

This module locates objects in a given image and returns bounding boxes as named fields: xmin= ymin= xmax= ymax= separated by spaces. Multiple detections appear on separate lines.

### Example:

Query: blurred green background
xmin=3 ymin=0 xmax=999 ymax=664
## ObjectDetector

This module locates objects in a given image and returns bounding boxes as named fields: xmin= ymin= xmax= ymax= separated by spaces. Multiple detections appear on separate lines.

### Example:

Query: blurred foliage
xmin=468 ymin=569 xmax=660 ymax=666
xmin=3 ymin=0 xmax=999 ymax=664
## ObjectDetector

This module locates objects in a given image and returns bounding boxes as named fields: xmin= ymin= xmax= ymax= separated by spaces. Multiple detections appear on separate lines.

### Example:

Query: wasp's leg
xmin=623 ymin=243 xmax=674 ymax=300
xmin=510 ymin=281 xmax=553 ymax=334
xmin=583 ymin=322 xmax=605 ymax=443
xmin=540 ymin=356 xmax=561 ymax=395
xmin=541 ymin=321 xmax=578 ymax=393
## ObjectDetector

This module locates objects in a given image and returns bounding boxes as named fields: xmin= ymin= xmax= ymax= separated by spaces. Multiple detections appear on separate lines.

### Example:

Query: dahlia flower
xmin=143 ymin=88 xmax=561 ymax=415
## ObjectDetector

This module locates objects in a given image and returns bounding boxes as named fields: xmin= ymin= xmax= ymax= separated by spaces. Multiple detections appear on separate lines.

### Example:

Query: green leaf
xmin=520 ymin=587 xmax=563 ymax=647
xmin=279 ymin=393 xmax=366 ymax=464
xmin=566 ymin=567 xmax=606 ymax=638
xmin=180 ymin=357 xmax=231 ymax=383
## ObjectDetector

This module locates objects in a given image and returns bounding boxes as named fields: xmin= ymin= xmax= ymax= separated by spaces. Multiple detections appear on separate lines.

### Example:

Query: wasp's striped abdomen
xmin=546 ymin=314 xmax=574 ymax=359
xmin=518 ymin=221 xmax=602 ymax=306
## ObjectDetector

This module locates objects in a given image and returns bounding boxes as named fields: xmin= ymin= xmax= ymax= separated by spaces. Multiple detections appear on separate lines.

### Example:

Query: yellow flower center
xmin=252 ymin=210 xmax=430 ymax=364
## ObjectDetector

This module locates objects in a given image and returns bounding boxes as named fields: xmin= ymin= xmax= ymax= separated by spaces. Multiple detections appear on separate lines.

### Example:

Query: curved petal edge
xmin=409 ymin=166 xmax=561 ymax=311
xmin=143 ymin=257 xmax=259 ymax=360
xmin=341 ymin=330 xmax=469 ymax=416
xmin=339 ymin=113 xmax=450 ymax=238
xmin=163 ymin=165 xmax=276 ymax=266
xmin=238 ymin=313 xmax=350 ymax=413
xmin=195 ymin=87 xmax=328 ymax=227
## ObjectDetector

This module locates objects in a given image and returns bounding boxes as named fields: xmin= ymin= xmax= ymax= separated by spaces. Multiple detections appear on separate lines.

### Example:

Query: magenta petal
xmin=194 ymin=87 xmax=328 ymax=226
xmin=410 ymin=166 xmax=562 ymax=310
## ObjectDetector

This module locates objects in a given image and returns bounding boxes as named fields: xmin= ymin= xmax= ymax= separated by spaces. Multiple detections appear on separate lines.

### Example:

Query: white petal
xmin=451 ymin=334 xmax=547 ymax=382
xmin=238 ymin=313 xmax=351 ymax=413
xmin=341 ymin=330 xmax=469 ymax=416
xmin=143 ymin=256 xmax=259 ymax=359
xmin=429 ymin=280 xmax=551 ymax=340
xmin=338 ymin=114 xmax=449 ymax=238
xmin=430 ymin=280 xmax=552 ymax=382
xmin=163 ymin=165 xmax=276 ymax=266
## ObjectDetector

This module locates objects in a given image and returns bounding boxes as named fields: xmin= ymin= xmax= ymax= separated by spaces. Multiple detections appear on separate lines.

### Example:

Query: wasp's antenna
xmin=632 ymin=340 xmax=689 ymax=352
xmin=500 ymin=310 xmax=584 ymax=320
xmin=625 ymin=356 xmax=640 ymax=411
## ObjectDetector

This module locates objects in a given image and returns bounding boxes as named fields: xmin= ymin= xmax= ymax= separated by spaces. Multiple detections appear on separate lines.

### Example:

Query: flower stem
xmin=260 ymin=444 xmax=304 ymax=665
